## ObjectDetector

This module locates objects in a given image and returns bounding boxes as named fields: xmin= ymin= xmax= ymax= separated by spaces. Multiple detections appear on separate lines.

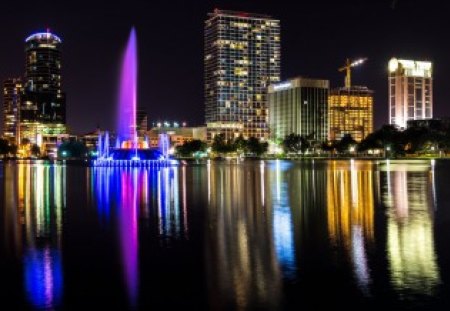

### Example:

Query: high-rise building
xmin=2 ymin=78 xmax=23 ymax=143
xmin=329 ymin=86 xmax=373 ymax=142
xmin=268 ymin=77 xmax=329 ymax=143
xmin=388 ymin=58 xmax=433 ymax=129
xmin=204 ymin=9 xmax=280 ymax=142
xmin=136 ymin=109 xmax=148 ymax=137
xmin=21 ymin=31 xmax=66 ymax=146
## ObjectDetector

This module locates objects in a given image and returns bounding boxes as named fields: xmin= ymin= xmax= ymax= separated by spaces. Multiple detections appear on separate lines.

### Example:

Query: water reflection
xmin=15 ymin=164 xmax=65 ymax=309
xmin=90 ymin=166 xmax=187 ymax=304
xmin=326 ymin=161 xmax=375 ymax=295
xmin=269 ymin=161 xmax=297 ymax=280
xmin=206 ymin=162 xmax=283 ymax=310
xmin=381 ymin=161 xmax=440 ymax=295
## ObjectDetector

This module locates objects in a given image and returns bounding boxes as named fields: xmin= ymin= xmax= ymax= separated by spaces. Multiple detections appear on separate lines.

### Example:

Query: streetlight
xmin=385 ymin=145 xmax=391 ymax=158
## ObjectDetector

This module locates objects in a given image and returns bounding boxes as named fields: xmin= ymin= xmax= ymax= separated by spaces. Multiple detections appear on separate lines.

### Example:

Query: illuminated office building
xmin=389 ymin=58 xmax=433 ymax=129
xmin=329 ymin=86 xmax=373 ymax=142
xmin=204 ymin=9 xmax=280 ymax=141
xmin=2 ymin=78 xmax=23 ymax=143
xmin=268 ymin=77 xmax=329 ymax=143
xmin=21 ymin=31 xmax=67 ymax=147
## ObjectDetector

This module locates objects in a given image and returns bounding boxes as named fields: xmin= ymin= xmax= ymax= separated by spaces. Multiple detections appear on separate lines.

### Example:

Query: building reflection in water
xmin=206 ymin=161 xmax=286 ymax=310
xmin=269 ymin=160 xmax=297 ymax=280
xmin=13 ymin=164 xmax=65 ymax=309
xmin=326 ymin=160 xmax=375 ymax=295
xmin=381 ymin=161 xmax=440 ymax=295
xmin=90 ymin=166 xmax=187 ymax=304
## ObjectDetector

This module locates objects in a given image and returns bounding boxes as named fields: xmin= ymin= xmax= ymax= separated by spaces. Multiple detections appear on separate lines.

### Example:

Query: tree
xmin=58 ymin=139 xmax=88 ymax=158
xmin=246 ymin=137 xmax=268 ymax=156
xmin=234 ymin=135 xmax=247 ymax=154
xmin=212 ymin=134 xmax=235 ymax=154
xmin=336 ymin=134 xmax=357 ymax=153
xmin=0 ymin=139 xmax=10 ymax=156
xmin=176 ymin=140 xmax=207 ymax=157
xmin=282 ymin=133 xmax=309 ymax=153
xmin=358 ymin=125 xmax=405 ymax=155
xmin=30 ymin=144 xmax=41 ymax=157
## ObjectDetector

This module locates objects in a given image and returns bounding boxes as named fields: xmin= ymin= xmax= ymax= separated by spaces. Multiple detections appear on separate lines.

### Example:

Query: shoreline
xmin=1 ymin=156 xmax=447 ymax=166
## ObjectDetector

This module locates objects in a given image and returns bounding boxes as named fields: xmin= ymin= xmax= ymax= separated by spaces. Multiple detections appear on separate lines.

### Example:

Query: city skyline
xmin=0 ymin=0 xmax=448 ymax=134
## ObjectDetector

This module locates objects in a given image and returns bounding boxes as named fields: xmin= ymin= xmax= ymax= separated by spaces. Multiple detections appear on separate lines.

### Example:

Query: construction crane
xmin=338 ymin=58 xmax=367 ymax=88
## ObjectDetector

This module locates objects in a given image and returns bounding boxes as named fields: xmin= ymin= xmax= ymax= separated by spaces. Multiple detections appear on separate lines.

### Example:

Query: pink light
xmin=117 ymin=28 xmax=138 ymax=146
xmin=120 ymin=170 xmax=139 ymax=305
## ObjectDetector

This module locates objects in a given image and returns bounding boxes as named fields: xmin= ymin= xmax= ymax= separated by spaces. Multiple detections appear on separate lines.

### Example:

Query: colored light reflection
xmin=271 ymin=160 xmax=297 ymax=280
xmin=157 ymin=167 xmax=183 ymax=240
xmin=206 ymin=163 xmax=283 ymax=310
xmin=17 ymin=164 xmax=65 ymax=309
xmin=327 ymin=161 xmax=374 ymax=295
xmin=382 ymin=163 xmax=440 ymax=295
xmin=24 ymin=247 xmax=63 ymax=309
xmin=120 ymin=169 xmax=139 ymax=306
xmin=90 ymin=166 xmax=188 ymax=304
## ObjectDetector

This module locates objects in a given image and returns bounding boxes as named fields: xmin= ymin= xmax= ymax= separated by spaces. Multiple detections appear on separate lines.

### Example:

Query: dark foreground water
xmin=1 ymin=159 xmax=450 ymax=310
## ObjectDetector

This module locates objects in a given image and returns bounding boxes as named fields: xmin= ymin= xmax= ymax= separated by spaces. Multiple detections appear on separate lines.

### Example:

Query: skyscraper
xmin=388 ymin=58 xmax=433 ymax=129
xmin=21 ymin=31 xmax=66 ymax=146
xmin=329 ymin=86 xmax=373 ymax=143
xmin=204 ymin=9 xmax=280 ymax=141
xmin=268 ymin=77 xmax=329 ymax=144
xmin=2 ymin=78 xmax=23 ymax=144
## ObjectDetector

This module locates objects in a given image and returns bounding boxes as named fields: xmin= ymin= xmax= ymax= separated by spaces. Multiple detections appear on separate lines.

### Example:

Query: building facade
xmin=204 ymin=9 xmax=280 ymax=142
xmin=21 ymin=31 xmax=67 ymax=147
xmin=329 ymin=86 xmax=373 ymax=142
xmin=389 ymin=58 xmax=433 ymax=129
xmin=268 ymin=77 xmax=329 ymax=143
xmin=136 ymin=109 xmax=148 ymax=137
xmin=148 ymin=126 xmax=207 ymax=148
xmin=2 ymin=78 xmax=23 ymax=143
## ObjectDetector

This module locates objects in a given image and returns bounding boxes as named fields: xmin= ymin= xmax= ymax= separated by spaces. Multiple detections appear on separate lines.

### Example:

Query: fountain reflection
xmin=15 ymin=164 xmax=65 ymax=309
xmin=326 ymin=160 xmax=375 ymax=295
xmin=90 ymin=166 xmax=187 ymax=304
xmin=381 ymin=161 xmax=440 ymax=295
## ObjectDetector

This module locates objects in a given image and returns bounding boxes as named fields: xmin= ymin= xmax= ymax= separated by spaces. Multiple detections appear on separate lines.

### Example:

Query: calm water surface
xmin=1 ymin=160 xmax=450 ymax=310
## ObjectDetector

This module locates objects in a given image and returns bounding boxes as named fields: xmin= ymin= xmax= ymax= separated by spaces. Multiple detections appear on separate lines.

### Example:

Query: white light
xmin=273 ymin=82 xmax=292 ymax=91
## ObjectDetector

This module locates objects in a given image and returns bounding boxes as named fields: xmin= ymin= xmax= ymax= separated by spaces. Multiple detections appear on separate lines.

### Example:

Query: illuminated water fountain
xmin=94 ymin=28 xmax=174 ymax=167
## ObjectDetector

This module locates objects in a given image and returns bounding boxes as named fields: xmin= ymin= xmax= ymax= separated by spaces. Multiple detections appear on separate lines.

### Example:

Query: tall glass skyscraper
xmin=388 ymin=58 xmax=433 ymax=129
xmin=20 ymin=31 xmax=67 ymax=147
xmin=204 ymin=9 xmax=280 ymax=141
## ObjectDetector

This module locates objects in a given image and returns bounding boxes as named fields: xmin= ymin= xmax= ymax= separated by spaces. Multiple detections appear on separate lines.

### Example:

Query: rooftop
xmin=25 ymin=32 xmax=62 ymax=43
xmin=208 ymin=9 xmax=276 ymax=20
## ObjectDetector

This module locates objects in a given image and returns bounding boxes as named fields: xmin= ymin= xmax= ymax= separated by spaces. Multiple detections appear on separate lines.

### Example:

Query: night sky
xmin=0 ymin=0 xmax=449 ymax=134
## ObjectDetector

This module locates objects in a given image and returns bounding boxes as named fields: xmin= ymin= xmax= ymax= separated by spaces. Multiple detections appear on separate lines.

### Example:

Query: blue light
xmin=25 ymin=32 xmax=62 ymax=43
xmin=25 ymin=247 xmax=63 ymax=309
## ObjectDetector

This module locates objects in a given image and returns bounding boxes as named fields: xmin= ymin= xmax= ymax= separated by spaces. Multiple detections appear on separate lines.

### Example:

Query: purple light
xmin=120 ymin=170 xmax=139 ymax=305
xmin=117 ymin=28 xmax=138 ymax=145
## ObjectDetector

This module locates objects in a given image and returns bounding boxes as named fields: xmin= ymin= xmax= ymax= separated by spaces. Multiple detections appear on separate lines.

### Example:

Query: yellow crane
xmin=338 ymin=58 xmax=367 ymax=88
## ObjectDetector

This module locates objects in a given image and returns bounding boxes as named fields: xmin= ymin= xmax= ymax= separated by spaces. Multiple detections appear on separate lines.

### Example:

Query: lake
xmin=1 ymin=159 xmax=449 ymax=310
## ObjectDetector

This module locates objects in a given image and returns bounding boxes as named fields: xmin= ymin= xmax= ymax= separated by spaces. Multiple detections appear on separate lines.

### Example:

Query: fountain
xmin=93 ymin=28 xmax=174 ymax=167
